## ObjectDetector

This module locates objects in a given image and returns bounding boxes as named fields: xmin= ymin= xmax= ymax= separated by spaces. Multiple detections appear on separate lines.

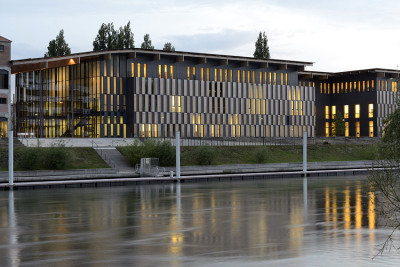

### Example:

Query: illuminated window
xmin=332 ymin=106 xmax=336 ymax=119
xmin=243 ymin=71 xmax=246 ymax=83
xmin=158 ymin=65 xmax=162 ymax=78
xmin=248 ymin=71 xmax=250 ymax=83
xmin=252 ymin=71 xmax=255 ymax=83
xmin=355 ymin=121 xmax=360 ymax=137
xmin=285 ymin=73 xmax=288 ymax=85
xmin=201 ymin=68 xmax=204 ymax=81
xmin=164 ymin=65 xmax=167 ymax=79
xmin=371 ymin=80 xmax=374 ymax=89
xmin=344 ymin=105 xmax=349 ymax=119
xmin=345 ymin=122 xmax=349 ymax=137
xmin=368 ymin=104 xmax=373 ymax=118
xmin=137 ymin=63 xmax=141 ymax=77
xmin=269 ymin=72 xmax=272 ymax=84
xmin=171 ymin=96 xmax=176 ymax=112
xmin=207 ymin=68 xmax=210 ymax=81
xmin=230 ymin=70 xmax=233 ymax=82
xmin=273 ymin=73 xmax=277 ymax=85
xmin=220 ymin=69 xmax=223 ymax=82
xmin=143 ymin=64 xmax=146 ymax=78
xmin=355 ymin=104 xmax=360 ymax=118
xmin=369 ymin=121 xmax=374 ymax=137
xmin=259 ymin=72 xmax=262 ymax=84
xmin=333 ymin=83 xmax=336 ymax=94
xmin=238 ymin=70 xmax=240 ymax=83
xmin=187 ymin=67 xmax=190 ymax=80
xmin=325 ymin=122 xmax=330 ymax=137
xmin=211 ymin=125 xmax=215 ymax=137
xmin=177 ymin=96 xmax=181 ymax=112
xmin=192 ymin=67 xmax=196 ymax=79
xmin=363 ymin=81 xmax=365 ymax=92
xmin=345 ymin=82 xmax=348 ymax=93
xmin=215 ymin=69 xmax=218 ymax=81
xmin=225 ymin=69 xmax=228 ymax=82
xmin=131 ymin=63 xmax=135 ymax=77
xmin=325 ymin=106 xmax=329 ymax=119
xmin=170 ymin=65 xmax=173 ymax=79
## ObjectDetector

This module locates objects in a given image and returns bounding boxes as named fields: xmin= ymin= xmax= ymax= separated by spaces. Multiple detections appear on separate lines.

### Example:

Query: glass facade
xmin=15 ymin=56 xmax=127 ymax=138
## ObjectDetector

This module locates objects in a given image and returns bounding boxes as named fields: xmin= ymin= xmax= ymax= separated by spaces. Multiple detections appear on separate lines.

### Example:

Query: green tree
xmin=332 ymin=111 xmax=345 ymax=136
xmin=44 ymin=29 xmax=71 ymax=57
xmin=163 ymin=42 xmax=175 ymax=51
xmin=369 ymin=94 xmax=400 ymax=255
xmin=141 ymin=34 xmax=154 ymax=49
xmin=93 ymin=21 xmax=134 ymax=51
xmin=253 ymin=31 xmax=270 ymax=59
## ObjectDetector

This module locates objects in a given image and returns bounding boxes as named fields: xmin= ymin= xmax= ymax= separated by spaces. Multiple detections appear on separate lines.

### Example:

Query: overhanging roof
xmin=10 ymin=48 xmax=314 ymax=74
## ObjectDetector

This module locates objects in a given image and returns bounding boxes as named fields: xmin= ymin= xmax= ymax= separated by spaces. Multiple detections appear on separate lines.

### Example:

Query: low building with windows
xmin=299 ymin=69 xmax=399 ymax=137
xmin=10 ymin=48 xmax=400 ymax=139
xmin=0 ymin=36 xmax=11 ymax=137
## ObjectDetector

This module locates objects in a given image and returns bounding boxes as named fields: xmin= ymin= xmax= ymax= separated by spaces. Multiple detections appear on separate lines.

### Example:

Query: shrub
xmin=43 ymin=146 xmax=69 ymax=170
xmin=17 ymin=148 xmax=39 ymax=170
xmin=122 ymin=140 xmax=175 ymax=167
xmin=193 ymin=146 xmax=217 ymax=165
xmin=254 ymin=147 xmax=269 ymax=163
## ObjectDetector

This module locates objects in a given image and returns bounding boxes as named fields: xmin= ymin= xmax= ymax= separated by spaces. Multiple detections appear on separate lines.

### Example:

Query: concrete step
xmin=94 ymin=147 xmax=136 ymax=173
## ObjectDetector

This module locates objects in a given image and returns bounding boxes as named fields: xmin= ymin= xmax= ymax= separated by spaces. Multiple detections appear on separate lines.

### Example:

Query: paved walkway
xmin=94 ymin=147 xmax=136 ymax=173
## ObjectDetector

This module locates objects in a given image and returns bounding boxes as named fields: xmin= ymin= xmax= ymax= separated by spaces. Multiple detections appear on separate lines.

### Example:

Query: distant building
xmin=9 ymin=49 xmax=400 ymax=138
xmin=0 ymin=36 xmax=11 ymax=137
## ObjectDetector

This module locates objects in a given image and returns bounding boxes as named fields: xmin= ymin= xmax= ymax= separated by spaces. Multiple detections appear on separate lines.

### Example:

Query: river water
xmin=1 ymin=176 xmax=400 ymax=266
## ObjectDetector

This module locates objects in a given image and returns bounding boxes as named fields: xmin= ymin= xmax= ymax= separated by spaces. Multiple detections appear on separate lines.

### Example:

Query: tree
xmin=93 ymin=21 xmax=134 ymax=51
xmin=369 ymin=93 xmax=400 ymax=256
xmin=332 ymin=111 xmax=345 ymax=136
xmin=44 ymin=29 xmax=71 ymax=57
xmin=253 ymin=31 xmax=270 ymax=59
xmin=141 ymin=34 xmax=154 ymax=50
xmin=163 ymin=42 xmax=175 ymax=51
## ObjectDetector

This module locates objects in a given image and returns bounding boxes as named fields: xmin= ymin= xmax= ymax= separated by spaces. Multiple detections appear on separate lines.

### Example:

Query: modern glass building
xmin=11 ymin=49 xmax=315 ymax=138
xmin=10 ymin=49 xmax=400 ymax=138
xmin=0 ymin=36 xmax=11 ymax=137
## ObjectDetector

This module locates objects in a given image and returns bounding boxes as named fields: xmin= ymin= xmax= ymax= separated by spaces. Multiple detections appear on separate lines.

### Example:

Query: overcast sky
xmin=2 ymin=0 xmax=400 ymax=72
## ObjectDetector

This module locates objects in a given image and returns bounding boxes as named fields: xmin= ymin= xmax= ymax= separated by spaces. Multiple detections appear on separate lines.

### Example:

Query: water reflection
xmin=0 ymin=177 xmax=399 ymax=266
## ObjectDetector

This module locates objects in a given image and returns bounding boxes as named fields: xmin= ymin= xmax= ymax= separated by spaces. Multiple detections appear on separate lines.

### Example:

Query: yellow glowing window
xmin=345 ymin=122 xmax=349 ymax=137
xmin=281 ymin=73 xmax=284 ymax=85
xmin=332 ymin=106 xmax=336 ymax=119
xmin=220 ymin=69 xmax=223 ymax=82
xmin=367 ymin=80 xmax=370 ymax=90
xmin=252 ymin=71 xmax=255 ymax=83
xmin=260 ymin=72 xmax=262 ymax=84
xmin=238 ymin=70 xmax=240 ymax=83
xmin=177 ymin=96 xmax=181 ymax=112
xmin=192 ymin=67 xmax=196 ymax=78
xmin=333 ymin=83 xmax=336 ymax=94
xmin=274 ymin=73 xmax=277 ymax=85
xmin=372 ymin=80 xmax=374 ymax=88
xmin=269 ymin=72 xmax=272 ymax=84
xmin=325 ymin=106 xmax=329 ymax=119
xmin=207 ymin=68 xmax=210 ymax=81
xmin=143 ymin=64 xmax=146 ymax=78
xmin=344 ymin=105 xmax=349 ymax=119
xmin=158 ymin=65 xmax=162 ymax=78
xmin=171 ymin=96 xmax=176 ymax=112
xmin=325 ymin=122 xmax=330 ymax=137
xmin=355 ymin=104 xmax=360 ymax=118
xmin=349 ymin=82 xmax=352 ymax=92
xmin=131 ymin=63 xmax=135 ymax=77
xmin=355 ymin=121 xmax=360 ymax=137
xmin=363 ymin=81 xmax=365 ymax=91
xmin=170 ymin=65 xmax=173 ymax=79
xmin=187 ymin=67 xmax=190 ymax=80
xmin=215 ymin=69 xmax=217 ymax=81
xmin=235 ymin=114 xmax=239 ymax=124
xmin=368 ymin=104 xmax=373 ymax=118
xmin=386 ymin=81 xmax=388 ymax=91
xmin=230 ymin=69 xmax=233 ymax=82
xmin=369 ymin=121 xmax=374 ymax=137
xmin=345 ymin=82 xmax=348 ymax=93
xmin=164 ymin=65 xmax=167 ymax=79
xmin=225 ymin=69 xmax=228 ymax=82
xmin=137 ymin=63 xmax=141 ymax=77
xmin=211 ymin=125 xmax=215 ymax=137
xmin=265 ymin=73 xmax=267 ymax=84
xmin=243 ymin=71 xmax=246 ymax=83
xmin=285 ymin=73 xmax=288 ymax=85
xmin=201 ymin=68 xmax=204 ymax=81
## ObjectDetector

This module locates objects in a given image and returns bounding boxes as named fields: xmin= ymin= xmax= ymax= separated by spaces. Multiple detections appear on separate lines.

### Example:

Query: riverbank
xmin=0 ymin=160 xmax=375 ymax=190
